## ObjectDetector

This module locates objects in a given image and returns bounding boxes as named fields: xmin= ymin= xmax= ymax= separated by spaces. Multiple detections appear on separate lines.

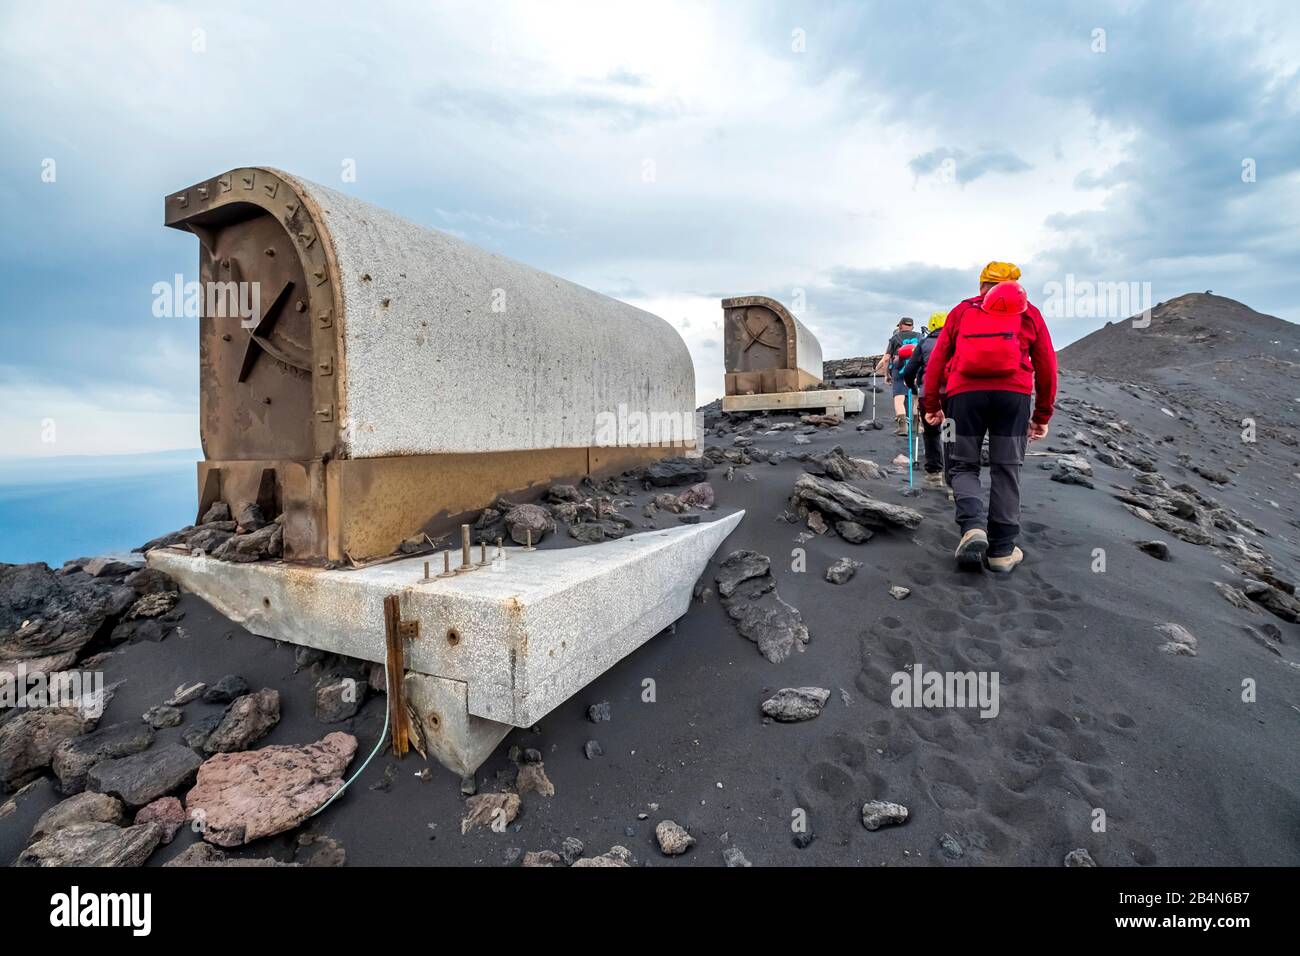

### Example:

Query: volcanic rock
xmin=30 ymin=791 xmax=128 ymax=843
xmin=1136 ymin=540 xmax=1171 ymax=560
xmin=791 ymin=473 xmax=923 ymax=530
xmin=761 ymin=687 xmax=830 ymax=722
xmin=504 ymin=503 xmax=555 ymax=545
xmin=203 ymin=674 xmax=250 ymax=704
xmin=715 ymin=550 xmax=771 ymax=598
xmin=213 ymin=522 xmax=282 ymax=563
xmin=185 ymin=732 xmax=357 ymax=846
xmin=1156 ymin=622 xmax=1198 ymax=656
xmin=861 ymin=800 xmax=909 ymax=830
xmin=835 ymin=521 xmax=874 ymax=544
xmin=142 ymin=704 xmax=183 ymax=729
xmin=51 ymin=720 xmax=155 ymax=795
xmin=0 ymin=707 xmax=93 ymax=791
xmin=639 ymin=457 xmax=708 ymax=488
xmin=204 ymin=688 xmax=281 ymax=753
xmin=135 ymin=796 xmax=186 ymax=844
xmin=655 ymin=819 xmax=695 ymax=856
xmin=678 ymin=482 xmax=715 ymax=509
xmin=88 ymin=743 xmax=203 ymax=807
xmin=0 ymin=562 xmax=135 ymax=663
xmin=825 ymin=557 xmax=862 ymax=584
xmin=17 ymin=821 xmax=164 ymax=867
xmin=314 ymin=675 xmax=366 ymax=723
xmin=570 ymin=845 xmax=632 ymax=867
xmin=461 ymin=792 xmax=521 ymax=834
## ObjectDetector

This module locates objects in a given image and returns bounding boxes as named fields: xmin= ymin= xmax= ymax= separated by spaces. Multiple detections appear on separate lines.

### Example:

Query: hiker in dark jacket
xmin=901 ymin=310 xmax=948 ymax=488
xmin=923 ymin=262 xmax=1058 ymax=574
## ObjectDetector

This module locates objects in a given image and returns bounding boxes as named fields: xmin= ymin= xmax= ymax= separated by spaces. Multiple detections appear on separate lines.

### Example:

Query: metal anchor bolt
xmin=459 ymin=524 xmax=473 ymax=571
xmin=437 ymin=550 xmax=456 ymax=579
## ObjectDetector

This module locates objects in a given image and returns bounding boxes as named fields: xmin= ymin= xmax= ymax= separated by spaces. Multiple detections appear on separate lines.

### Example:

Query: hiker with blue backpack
xmin=876 ymin=317 xmax=922 ymax=435
xmin=901 ymin=310 xmax=949 ymax=489
xmin=922 ymin=262 xmax=1058 ymax=574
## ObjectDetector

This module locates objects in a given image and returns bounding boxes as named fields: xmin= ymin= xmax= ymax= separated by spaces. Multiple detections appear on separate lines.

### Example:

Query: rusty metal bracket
xmin=383 ymin=594 xmax=414 ymax=756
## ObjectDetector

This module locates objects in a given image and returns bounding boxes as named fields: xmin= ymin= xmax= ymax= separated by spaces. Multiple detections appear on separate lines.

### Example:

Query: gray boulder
xmin=825 ymin=557 xmax=862 ymax=585
xmin=30 ymin=791 xmax=128 ymax=843
xmin=791 ymin=473 xmax=923 ymax=530
xmin=861 ymin=800 xmax=909 ymax=831
xmin=17 ymin=821 xmax=163 ymax=867
xmin=0 ymin=708 xmax=93 ymax=792
xmin=52 ymin=721 xmax=155 ymax=794
xmin=88 ymin=744 xmax=202 ymax=807
xmin=504 ymin=504 xmax=555 ymax=546
xmin=204 ymin=688 xmax=281 ymax=753
xmin=761 ymin=687 xmax=830 ymax=722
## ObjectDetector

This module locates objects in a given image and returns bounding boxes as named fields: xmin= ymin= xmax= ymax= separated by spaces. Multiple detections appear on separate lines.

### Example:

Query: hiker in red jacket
xmin=922 ymin=262 xmax=1057 ymax=573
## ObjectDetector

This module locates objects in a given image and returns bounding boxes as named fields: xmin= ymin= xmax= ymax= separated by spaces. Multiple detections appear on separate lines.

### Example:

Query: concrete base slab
xmin=148 ymin=513 xmax=743 ymax=774
xmin=722 ymin=389 xmax=865 ymax=418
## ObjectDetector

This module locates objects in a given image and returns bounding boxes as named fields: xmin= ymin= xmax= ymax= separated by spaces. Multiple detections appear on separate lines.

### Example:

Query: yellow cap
xmin=927 ymin=310 xmax=948 ymax=332
xmin=979 ymin=261 xmax=1021 ymax=285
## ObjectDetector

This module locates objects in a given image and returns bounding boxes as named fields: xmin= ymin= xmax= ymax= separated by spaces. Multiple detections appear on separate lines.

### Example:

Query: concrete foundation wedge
xmin=148 ymin=512 xmax=743 ymax=771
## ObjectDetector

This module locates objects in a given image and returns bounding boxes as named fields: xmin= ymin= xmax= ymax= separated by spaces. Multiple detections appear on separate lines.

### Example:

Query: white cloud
xmin=2 ymin=0 xmax=1298 ymax=457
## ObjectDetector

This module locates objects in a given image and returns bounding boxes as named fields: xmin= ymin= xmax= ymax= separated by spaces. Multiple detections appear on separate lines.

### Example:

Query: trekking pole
xmin=906 ymin=391 xmax=914 ymax=489
xmin=870 ymin=370 xmax=877 ymax=424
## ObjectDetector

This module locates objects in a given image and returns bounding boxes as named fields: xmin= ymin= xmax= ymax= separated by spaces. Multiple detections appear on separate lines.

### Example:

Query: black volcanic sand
xmin=4 ymin=363 xmax=1299 ymax=866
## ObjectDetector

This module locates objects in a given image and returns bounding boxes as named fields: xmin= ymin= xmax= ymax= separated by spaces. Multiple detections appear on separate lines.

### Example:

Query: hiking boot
xmin=954 ymin=528 xmax=988 ymax=570
xmin=924 ymin=472 xmax=945 ymax=489
xmin=986 ymin=547 xmax=1024 ymax=575
xmin=894 ymin=414 xmax=908 ymax=435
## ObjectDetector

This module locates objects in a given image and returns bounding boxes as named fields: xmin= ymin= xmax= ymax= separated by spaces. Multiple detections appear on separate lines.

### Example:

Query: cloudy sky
xmin=2 ymin=0 xmax=1298 ymax=457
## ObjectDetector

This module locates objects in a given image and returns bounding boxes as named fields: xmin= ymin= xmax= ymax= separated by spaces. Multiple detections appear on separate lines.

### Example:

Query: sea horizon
xmin=0 ymin=448 xmax=200 ymax=567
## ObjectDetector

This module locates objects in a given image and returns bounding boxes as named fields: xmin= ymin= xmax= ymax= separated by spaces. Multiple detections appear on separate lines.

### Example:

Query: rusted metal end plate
xmin=166 ymin=167 xmax=341 ymax=463
xmin=721 ymin=295 xmax=824 ymax=394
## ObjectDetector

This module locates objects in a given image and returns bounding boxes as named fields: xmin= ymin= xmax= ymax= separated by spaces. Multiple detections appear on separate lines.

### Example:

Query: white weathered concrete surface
xmin=149 ymin=512 xmax=743 ymax=731
xmin=272 ymin=169 xmax=696 ymax=457
xmin=790 ymin=313 xmax=824 ymax=384
xmin=722 ymin=389 xmax=865 ymax=415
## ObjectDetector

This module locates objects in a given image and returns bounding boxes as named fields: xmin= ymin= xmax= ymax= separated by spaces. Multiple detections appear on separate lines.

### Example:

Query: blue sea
xmin=0 ymin=450 xmax=200 ymax=567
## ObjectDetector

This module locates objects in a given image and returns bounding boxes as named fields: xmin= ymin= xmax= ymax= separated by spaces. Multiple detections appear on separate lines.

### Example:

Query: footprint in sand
xmin=959 ymin=637 xmax=1003 ymax=666
xmin=921 ymin=607 xmax=963 ymax=634
xmin=1107 ymin=711 xmax=1137 ymax=732
xmin=804 ymin=760 xmax=856 ymax=799
xmin=814 ymin=731 xmax=869 ymax=769
xmin=1126 ymin=839 xmax=1158 ymax=866
xmin=1049 ymin=656 xmax=1075 ymax=680
xmin=917 ymin=754 xmax=981 ymax=811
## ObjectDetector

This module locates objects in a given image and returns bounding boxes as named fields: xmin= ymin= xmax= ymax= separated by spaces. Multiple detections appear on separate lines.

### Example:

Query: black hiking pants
xmin=945 ymin=391 xmax=1031 ymax=557
xmin=920 ymin=404 xmax=943 ymax=475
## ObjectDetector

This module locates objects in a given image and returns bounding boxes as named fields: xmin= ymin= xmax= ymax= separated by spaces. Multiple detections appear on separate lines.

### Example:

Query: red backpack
xmin=954 ymin=281 xmax=1028 ymax=378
